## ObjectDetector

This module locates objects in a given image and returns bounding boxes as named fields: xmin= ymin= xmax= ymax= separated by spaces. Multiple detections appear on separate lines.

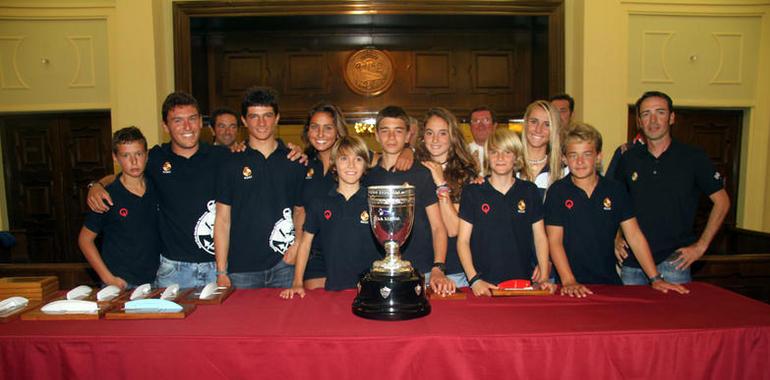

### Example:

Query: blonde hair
xmin=520 ymin=100 xmax=564 ymax=187
xmin=484 ymin=128 xmax=525 ymax=175
xmin=330 ymin=135 xmax=371 ymax=179
xmin=562 ymin=122 xmax=603 ymax=154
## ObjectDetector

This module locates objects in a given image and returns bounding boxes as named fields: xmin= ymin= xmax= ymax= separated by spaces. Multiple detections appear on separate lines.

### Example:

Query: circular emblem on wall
xmin=344 ymin=49 xmax=395 ymax=97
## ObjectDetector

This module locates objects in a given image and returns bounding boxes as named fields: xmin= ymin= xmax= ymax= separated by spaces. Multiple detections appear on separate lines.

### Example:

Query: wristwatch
xmin=648 ymin=273 xmax=664 ymax=284
xmin=87 ymin=180 xmax=103 ymax=189
xmin=431 ymin=262 xmax=446 ymax=274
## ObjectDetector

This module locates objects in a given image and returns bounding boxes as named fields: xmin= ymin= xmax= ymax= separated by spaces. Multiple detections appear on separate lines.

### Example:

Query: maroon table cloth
xmin=1 ymin=282 xmax=769 ymax=379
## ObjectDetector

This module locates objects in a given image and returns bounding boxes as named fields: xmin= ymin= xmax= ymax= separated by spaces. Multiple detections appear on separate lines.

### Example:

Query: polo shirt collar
xmin=161 ymin=141 xmax=210 ymax=159
xmin=566 ymin=174 xmax=606 ymax=198
xmin=245 ymin=139 xmax=289 ymax=159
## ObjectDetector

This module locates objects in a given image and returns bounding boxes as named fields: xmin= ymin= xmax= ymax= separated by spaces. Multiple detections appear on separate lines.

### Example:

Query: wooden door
xmin=626 ymin=107 xmax=742 ymax=233
xmin=1 ymin=112 xmax=113 ymax=262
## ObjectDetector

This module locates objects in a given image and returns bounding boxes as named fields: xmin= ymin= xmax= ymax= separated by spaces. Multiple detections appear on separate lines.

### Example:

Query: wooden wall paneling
xmin=410 ymin=51 xmax=453 ymax=94
xmin=176 ymin=1 xmax=566 ymax=124
xmin=284 ymin=53 xmax=330 ymax=95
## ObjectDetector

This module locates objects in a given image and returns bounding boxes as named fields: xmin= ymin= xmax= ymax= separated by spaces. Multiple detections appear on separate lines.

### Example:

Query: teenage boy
xmin=79 ymin=127 xmax=159 ymax=289
xmin=544 ymin=123 xmax=688 ymax=297
xmin=282 ymin=136 xmax=381 ymax=298
xmin=365 ymin=105 xmax=455 ymax=295
xmin=86 ymin=92 xmax=305 ymax=289
xmin=214 ymin=87 xmax=305 ymax=289
xmin=87 ymin=92 xmax=229 ymax=288
xmin=613 ymin=91 xmax=730 ymax=284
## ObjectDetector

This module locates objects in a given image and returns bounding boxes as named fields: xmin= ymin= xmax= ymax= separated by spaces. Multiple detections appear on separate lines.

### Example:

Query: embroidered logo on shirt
xmin=360 ymin=210 xmax=369 ymax=224
xmin=305 ymin=168 xmax=314 ymax=179
xmin=324 ymin=210 xmax=332 ymax=220
xmin=603 ymin=197 xmax=612 ymax=211
xmin=481 ymin=203 xmax=490 ymax=214
xmin=269 ymin=208 xmax=295 ymax=255
xmin=119 ymin=208 xmax=128 ymax=217
xmin=631 ymin=171 xmax=638 ymax=182
xmin=714 ymin=172 xmax=721 ymax=180
xmin=162 ymin=161 xmax=172 ymax=174
xmin=517 ymin=200 xmax=526 ymax=214
xmin=565 ymin=199 xmax=574 ymax=210
xmin=242 ymin=166 xmax=252 ymax=179
xmin=194 ymin=200 xmax=217 ymax=255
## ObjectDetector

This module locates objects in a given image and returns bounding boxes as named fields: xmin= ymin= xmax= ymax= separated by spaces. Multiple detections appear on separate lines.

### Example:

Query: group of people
xmin=79 ymin=87 xmax=730 ymax=299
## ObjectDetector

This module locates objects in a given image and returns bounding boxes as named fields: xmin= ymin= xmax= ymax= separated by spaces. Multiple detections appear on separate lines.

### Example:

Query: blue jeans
xmin=621 ymin=259 xmax=692 ymax=285
xmin=229 ymin=260 xmax=295 ymax=289
xmin=155 ymin=255 xmax=216 ymax=288
xmin=446 ymin=272 xmax=469 ymax=288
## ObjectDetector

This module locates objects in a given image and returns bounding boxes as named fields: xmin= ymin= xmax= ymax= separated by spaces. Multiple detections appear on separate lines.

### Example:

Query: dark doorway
xmin=625 ymin=107 xmax=742 ymax=235
xmin=1 ymin=112 xmax=113 ymax=262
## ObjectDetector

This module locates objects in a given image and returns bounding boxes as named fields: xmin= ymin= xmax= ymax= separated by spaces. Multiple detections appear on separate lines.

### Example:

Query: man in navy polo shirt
xmin=365 ymin=105 xmax=455 ymax=295
xmin=79 ymin=127 xmax=159 ymax=288
xmin=214 ymin=87 xmax=305 ymax=289
xmin=613 ymin=91 xmax=730 ymax=284
xmin=87 ymin=92 xmax=228 ymax=288
xmin=545 ymin=123 xmax=687 ymax=297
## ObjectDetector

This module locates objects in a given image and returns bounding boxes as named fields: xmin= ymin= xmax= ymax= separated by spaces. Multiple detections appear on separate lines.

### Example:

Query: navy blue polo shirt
xmin=301 ymin=157 xmax=337 ymax=207
xmin=146 ymin=142 xmax=229 ymax=263
xmin=614 ymin=140 xmax=723 ymax=267
xmin=301 ymin=157 xmax=337 ymax=255
xmin=83 ymin=175 xmax=160 ymax=285
xmin=544 ymin=176 xmax=634 ymax=285
xmin=304 ymin=187 xmax=381 ymax=290
xmin=216 ymin=141 xmax=305 ymax=272
xmin=364 ymin=162 xmax=438 ymax=274
xmin=458 ymin=179 xmax=542 ymax=284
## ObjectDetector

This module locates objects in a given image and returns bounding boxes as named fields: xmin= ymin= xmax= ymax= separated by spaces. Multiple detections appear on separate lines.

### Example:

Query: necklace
xmin=527 ymin=155 xmax=548 ymax=165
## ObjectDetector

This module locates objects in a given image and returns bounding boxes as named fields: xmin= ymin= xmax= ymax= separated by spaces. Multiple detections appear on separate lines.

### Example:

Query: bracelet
xmin=216 ymin=270 xmax=228 ymax=276
xmin=436 ymin=185 xmax=451 ymax=197
xmin=87 ymin=181 xmax=103 ymax=189
xmin=431 ymin=262 xmax=446 ymax=274
xmin=468 ymin=273 xmax=482 ymax=287
xmin=648 ymin=273 xmax=663 ymax=284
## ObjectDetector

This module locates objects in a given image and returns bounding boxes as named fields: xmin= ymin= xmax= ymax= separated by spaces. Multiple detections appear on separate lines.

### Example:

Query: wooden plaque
xmin=490 ymin=289 xmax=552 ymax=297
xmin=427 ymin=287 xmax=467 ymax=300
xmin=104 ymin=303 xmax=196 ymax=320
xmin=0 ymin=301 xmax=41 ymax=323
xmin=21 ymin=298 xmax=107 ymax=321
xmin=182 ymin=286 xmax=234 ymax=305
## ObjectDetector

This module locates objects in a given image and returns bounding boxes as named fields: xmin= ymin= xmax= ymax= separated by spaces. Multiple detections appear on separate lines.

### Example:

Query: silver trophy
xmin=368 ymin=185 xmax=415 ymax=274
xmin=352 ymin=184 xmax=430 ymax=320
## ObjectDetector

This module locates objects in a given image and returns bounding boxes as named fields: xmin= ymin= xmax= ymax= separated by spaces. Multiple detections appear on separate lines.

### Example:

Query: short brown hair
xmin=375 ymin=105 xmax=409 ymax=131
xmin=112 ymin=126 xmax=147 ymax=153
xmin=330 ymin=135 xmax=371 ymax=179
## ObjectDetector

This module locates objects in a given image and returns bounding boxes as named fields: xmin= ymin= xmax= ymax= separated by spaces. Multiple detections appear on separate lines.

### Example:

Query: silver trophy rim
xmin=367 ymin=185 xmax=415 ymax=191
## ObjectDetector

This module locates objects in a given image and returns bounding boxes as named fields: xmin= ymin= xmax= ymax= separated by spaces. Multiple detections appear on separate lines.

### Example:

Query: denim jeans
xmin=155 ymin=255 xmax=217 ymax=288
xmin=621 ymin=259 xmax=692 ymax=285
xmin=446 ymin=272 xmax=469 ymax=288
xmin=229 ymin=260 xmax=295 ymax=289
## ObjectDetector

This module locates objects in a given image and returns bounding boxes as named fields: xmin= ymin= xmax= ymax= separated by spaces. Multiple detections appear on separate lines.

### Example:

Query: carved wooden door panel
xmin=1 ymin=112 xmax=112 ymax=262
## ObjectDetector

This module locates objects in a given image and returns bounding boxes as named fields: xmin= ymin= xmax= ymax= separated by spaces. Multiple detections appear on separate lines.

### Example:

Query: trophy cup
xmin=352 ymin=185 xmax=431 ymax=320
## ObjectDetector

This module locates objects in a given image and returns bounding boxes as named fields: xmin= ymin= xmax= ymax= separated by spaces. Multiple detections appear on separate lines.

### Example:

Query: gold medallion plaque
xmin=344 ymin=49 xmax=395 ymax=97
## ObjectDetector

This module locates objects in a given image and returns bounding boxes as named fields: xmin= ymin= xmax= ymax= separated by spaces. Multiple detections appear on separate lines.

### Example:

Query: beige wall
xmin=567 ymin=0 xmax=770 ymax=232
xmin=1 ymin=0 xmax=770 ymax=233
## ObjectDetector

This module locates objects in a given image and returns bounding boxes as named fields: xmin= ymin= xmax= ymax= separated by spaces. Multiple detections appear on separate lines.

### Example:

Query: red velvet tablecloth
xmin=1 ymin=282 xmax=769 ymax=379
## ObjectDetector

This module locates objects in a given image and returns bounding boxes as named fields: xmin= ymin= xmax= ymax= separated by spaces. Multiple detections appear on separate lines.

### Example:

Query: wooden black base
xmin=352 ymin=270 xmax=430 ymax=321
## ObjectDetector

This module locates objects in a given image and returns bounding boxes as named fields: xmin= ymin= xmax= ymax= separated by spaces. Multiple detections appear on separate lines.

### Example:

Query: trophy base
xmin=352 ymin=270 xmax=431 ymax=321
